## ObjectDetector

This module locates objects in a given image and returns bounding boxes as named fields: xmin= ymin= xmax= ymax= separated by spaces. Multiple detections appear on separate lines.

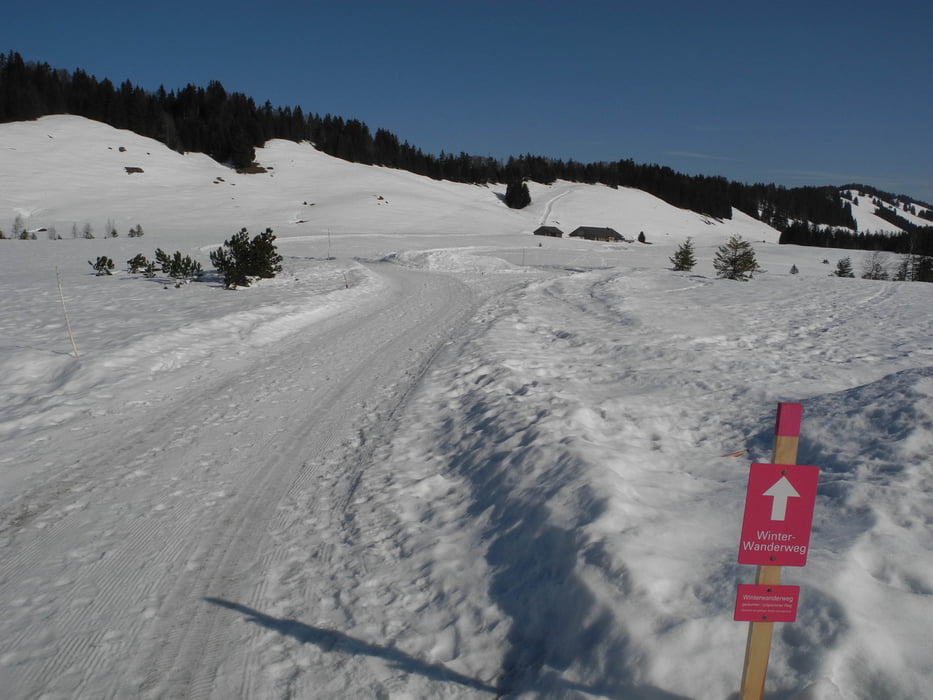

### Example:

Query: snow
xmin=1 ymin=115 xmax=931 ymax=699
xmin=843 ymin=188 xmax=932 ymax=234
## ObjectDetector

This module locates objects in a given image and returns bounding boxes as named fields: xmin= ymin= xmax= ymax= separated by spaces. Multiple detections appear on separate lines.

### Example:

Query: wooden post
xmin=56 ymin=267 xmax=79 ymax=358
xmin=739 ymin=403 xmax=802 ymax=699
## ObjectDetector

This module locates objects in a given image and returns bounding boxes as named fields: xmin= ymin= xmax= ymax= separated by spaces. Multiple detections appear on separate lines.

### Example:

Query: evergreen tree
xmin=713 ymin=235 xmax=762 ymax=281
xmin=504 ymin=180 xmax=531 ymax=209
xmin=669 ymin=237 xmax=697 ymax=271
xmin=154 ymin=248 xmax=203 ymax=281
xmin=127 ymin=253 xmax=150 ymax=273
xmin=833 ymin=257 xmax=855 ymax=277
xmin=210 ymin=227 xmax=282 ymax=289
xmin=914 ymin=256 xmax=933 ymax=282
xmin=89 ymin=256 xmax=115 ymax=275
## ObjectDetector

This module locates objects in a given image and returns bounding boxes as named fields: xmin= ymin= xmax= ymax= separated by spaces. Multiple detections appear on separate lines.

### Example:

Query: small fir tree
xmin=504 ymin=180 xmax=531 ymax=209
xmin=834 ymin=257 xmax=854 ymax=277
xmin=154 ymin=248 xmax=203 ymax=282
xmin=790 ymin=264 xmax=799 ymax=274
xmin=127 ymin=254 xmax=150 ymax=273
xmin=89 ymin=256 xmax=115 ymax=275
xmin=713 ymin=235 xmax=762 ymax=281
xmin=210 ymin=227 xmax=283 ymax=289
xmin=669 ymin=237 xmax=697 ymax=271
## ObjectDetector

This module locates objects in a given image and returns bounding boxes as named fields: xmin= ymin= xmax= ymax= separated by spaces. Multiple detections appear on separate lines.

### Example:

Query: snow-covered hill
xmin=843 ymin=187 xmax=933 ymax=234
xmin=2 ymin=115 xmax=780 ymax=248
xmin=1 ymin=116 xmax=931 ymax=700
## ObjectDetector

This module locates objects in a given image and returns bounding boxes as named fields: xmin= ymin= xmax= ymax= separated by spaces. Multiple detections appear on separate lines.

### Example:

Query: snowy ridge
xmin=1 ymin=116 xmax=931 ymax=699
xmin=843 ymin=188 xmax=932 ymax=234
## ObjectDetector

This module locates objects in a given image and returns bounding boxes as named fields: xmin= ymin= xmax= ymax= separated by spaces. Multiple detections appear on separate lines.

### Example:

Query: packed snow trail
xmin=0 ymin=260 xmax=508 ymax=699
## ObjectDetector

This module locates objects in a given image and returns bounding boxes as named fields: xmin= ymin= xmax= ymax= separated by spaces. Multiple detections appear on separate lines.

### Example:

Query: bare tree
xmin=861 ymin=251 xmax=890 ymax=280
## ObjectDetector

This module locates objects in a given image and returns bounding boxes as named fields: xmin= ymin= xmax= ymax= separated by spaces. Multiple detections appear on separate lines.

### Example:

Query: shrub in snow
xmin=154 ymin=248 xmax=203 ymax=282
xmin=834 ymin=257 xmax=855 ymax=278
xmin=638 ymin=231 xmax=647 ymax=243
xmin=89 ymin=256 xmax=115 ymax=275
xmin=127 ymin=224 xmax=144 ymax=238
xmin=861 ymin=252 xmax=889 ymax=280
xmin=894 ymin=254 xmax=933 ymax=283
xmin=210 ymin=227 xmax=283 ymax=289
xmin=127 ymin=253 xmax=151 ymax=274
xmin=790 ymin=264 xmax=799 ymax=274
xmin=713 ymin=235 xmax=762 ymax=281
xmin=670 ymin=237 xmax=696 ymax=271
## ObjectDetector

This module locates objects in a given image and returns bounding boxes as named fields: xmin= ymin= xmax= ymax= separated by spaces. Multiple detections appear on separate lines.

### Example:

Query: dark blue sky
xmin=5 ymin=0 xmax=932 ymax=201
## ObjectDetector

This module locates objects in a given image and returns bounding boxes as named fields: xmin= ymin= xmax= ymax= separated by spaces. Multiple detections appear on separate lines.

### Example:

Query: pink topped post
xmin=774 ymin=403 xmax=803 ymax=438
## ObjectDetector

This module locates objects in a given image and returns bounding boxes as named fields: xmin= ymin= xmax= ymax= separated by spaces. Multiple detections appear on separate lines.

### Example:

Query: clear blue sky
xmin=5 ymin=0 xmax=932 ymax=202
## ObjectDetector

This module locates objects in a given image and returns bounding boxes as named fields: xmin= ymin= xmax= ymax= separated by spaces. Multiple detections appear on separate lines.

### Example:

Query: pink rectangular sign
xmin=738 ymin=463 xmax=819 ymax=566
xmin=734 ymin=584 xmax=800 ymax=622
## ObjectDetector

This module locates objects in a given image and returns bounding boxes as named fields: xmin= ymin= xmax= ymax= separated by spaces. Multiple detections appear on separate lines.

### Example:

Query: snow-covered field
xmin=1 ymin=116 xmax=931 ymax=699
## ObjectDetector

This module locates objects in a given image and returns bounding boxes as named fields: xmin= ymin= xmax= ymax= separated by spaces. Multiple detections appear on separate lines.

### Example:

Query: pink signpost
xmin=737 ymin=403 xmax=819 ymax=700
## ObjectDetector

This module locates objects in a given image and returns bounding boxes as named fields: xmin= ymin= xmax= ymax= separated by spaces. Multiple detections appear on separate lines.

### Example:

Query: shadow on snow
xmin=204 ymin=597 xmax=502 ymax=696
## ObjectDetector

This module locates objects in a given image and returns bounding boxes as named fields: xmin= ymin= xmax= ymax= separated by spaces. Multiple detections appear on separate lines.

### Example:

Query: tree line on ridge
xmin=3 ymin=50 xmax=930 ymax=249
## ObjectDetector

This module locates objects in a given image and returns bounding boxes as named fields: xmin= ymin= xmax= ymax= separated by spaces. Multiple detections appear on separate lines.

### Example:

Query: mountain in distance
xmin=2 ymin=49 xmax=930 ymax=246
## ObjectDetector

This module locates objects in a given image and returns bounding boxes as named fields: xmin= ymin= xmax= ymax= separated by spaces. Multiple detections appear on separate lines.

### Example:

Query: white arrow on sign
xmin=763 ymin=476 xmax=800 ymax=521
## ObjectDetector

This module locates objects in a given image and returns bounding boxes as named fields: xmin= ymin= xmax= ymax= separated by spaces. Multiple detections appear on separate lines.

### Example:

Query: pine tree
xmin=713 ymin=235 xmax=762 ymax=281
xmin=210 ymin=227 xmax=282 ymax=289
xmin=89 ymin=256 xmax=115 ymax=275
xmin=127 ymin=253 xmax=150 ymax=273
xmin=670 ymin=237 xmax=697 ymax=271
xmin=833 ymin=257 xmax=854 ymax=277
xmin=504 ymin=180 xmax=531 ymax=209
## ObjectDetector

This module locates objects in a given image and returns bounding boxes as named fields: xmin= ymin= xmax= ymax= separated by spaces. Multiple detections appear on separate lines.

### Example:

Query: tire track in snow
xmin=225 ymin=270 xmax=489 ymax=699
xmin=0 ymin=262 xmax=485 ymax=699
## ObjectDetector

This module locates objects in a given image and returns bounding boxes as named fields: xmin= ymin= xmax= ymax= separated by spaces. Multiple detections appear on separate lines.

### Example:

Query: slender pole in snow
xmin=739 ymin=403 xmax=802 ymax=699
xmin=56 ymin=267 xmax=79 ymax=358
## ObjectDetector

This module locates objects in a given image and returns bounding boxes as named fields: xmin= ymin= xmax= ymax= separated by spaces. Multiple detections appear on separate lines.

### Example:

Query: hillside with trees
xmin=1 ymin=50 xmax=928 ymax=244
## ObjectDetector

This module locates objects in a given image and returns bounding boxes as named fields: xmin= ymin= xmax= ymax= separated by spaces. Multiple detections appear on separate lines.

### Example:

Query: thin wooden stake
xmin=56 ymin=267 xmax=79 ymax=358
xmin=739 ymin=402 xmax=802 ymax=699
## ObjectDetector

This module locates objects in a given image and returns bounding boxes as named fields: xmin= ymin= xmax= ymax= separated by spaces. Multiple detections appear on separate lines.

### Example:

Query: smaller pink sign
xmin=734 ymin=584 xmax=800 ymax=622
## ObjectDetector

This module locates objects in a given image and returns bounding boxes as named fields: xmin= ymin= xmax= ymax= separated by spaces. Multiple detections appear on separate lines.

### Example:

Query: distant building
xmin=569 ymin=226 xmax=623 ymax=242
xmin=534 ymin=226 xmax=563 ymax=238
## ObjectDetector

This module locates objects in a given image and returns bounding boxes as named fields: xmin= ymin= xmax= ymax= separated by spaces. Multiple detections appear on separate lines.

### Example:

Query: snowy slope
xmin=843 ymin=187 xmax=933 ymax=234
xmin=1 ymin=116 xmax=931 ymax=700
